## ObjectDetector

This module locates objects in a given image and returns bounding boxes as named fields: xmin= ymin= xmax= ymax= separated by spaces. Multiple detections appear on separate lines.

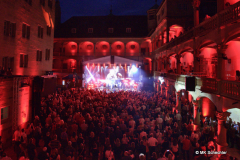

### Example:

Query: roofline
xmin=156 ymin=0 xmax=166 ymax=13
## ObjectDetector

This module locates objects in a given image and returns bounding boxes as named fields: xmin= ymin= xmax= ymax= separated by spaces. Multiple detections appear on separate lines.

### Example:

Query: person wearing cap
xmin=38 ymin=147 xmax=49 ymax=160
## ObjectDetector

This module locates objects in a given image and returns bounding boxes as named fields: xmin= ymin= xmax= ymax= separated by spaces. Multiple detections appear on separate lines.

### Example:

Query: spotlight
xmin=131 ymin=65 xmax=138 ymax=73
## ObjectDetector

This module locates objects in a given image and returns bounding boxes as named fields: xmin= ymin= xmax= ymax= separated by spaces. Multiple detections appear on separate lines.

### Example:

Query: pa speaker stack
xmin=185 ymin=76 xmax=195 ymax=91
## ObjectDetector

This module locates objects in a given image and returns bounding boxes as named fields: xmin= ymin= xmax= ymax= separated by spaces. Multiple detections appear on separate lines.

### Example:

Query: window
xmin=2 ymin=57 xmax=14 ymax=72
xmin=126 ymin=28 xmax=131 ymax=33
xmin=48 ymin=0 xmax=53 ymax=9
xmin=45 ymin=49 xmax=50 ymax=61
xmin=71 ymin=28 xmax=76 ymax=33
xmin=47 ymin=26 xmax=51 ymax=36
xmin=4 ymin=21 xmax=16 ymax=37
xmin=38 ymin=26 xmax=44 ymax=38
xmin=22 ymin=23 xmax=30 ymax=39
xmin=149 ymin=15 xmax=155 ymax=20
xmin=40 ymin=0 xmax=45 ymax=6
xmin=1 ymin=107 xmax=9 ymax=120
xmin=36 ymin=50 xmax=42 ymax=61
xmin=25 ymin=0 xmax=32 ymax=5
xmin=20 ymin=54 xmax=28 ymax=68
xmin=108 ymin=28 xmax=114 ymax=33
xmin=88 ymin=28 xmax=93 ymax=33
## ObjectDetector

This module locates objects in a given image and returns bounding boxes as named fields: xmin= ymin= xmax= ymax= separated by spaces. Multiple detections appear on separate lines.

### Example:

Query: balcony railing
xmin=152 ymin=1 xmax=240 ymax=55
xmin=155 ymin=71 xmax=240 ymax=100
xmin=53 ymin=52 xmax=151 ymax=57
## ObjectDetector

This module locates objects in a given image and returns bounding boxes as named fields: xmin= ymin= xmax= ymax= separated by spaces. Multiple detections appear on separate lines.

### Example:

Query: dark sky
xmin=59 ymin=0 xmax=162 ymax=23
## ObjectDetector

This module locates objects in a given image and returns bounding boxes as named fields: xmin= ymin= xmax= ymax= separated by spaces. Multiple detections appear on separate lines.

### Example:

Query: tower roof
xmin=149 ymin=4 xmax=159 ymax=10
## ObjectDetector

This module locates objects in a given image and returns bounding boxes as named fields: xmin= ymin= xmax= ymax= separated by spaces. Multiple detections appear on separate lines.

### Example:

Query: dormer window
xmin=108 ymin=28 xmax=114 ymax=33
xmin=71 ymin=28 xmax=76 ymax=33
xmin=88 ymin=28 xmax=93 ymax=33
xmin=126 ymin=28 xmax=131 ymax=33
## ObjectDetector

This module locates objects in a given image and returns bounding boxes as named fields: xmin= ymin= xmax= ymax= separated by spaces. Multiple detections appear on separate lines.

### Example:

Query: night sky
xmin=59 ymin=0 xmax=162 ymax=23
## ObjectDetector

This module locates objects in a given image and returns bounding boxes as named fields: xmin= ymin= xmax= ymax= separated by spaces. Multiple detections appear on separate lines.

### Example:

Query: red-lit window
xmin=20 ymin=54 xmax=28 ymax=68
xmin=45 ymin=49 xmax=50 ymax=61
xmin=126 ymin=28 xmax=131 ymax=33
xmin=4 ymin=21 xmax=16 ymax=37
xmin=40 ymin=0 xmax=45 ymax=6
xmin=25 ymin=0 xmax=32 ymax=6
xmin=38 ymin=26 xmax=44 ymax=38
xmin=36 ymin=50 xmax=42 ymax=61
xmin=1 ymin=107 xmax=9 ymax=120
xmin=108 ymin=28 xmax=114 ymax=33
xmin=2 ymin=57 xmax=14 ymax=72
xmin=88 ymin=28 xmax=93 ymax=33
xmin=47 ymin=26 xmax=51 ymax=36
xmin=22 ymin=23 xmax=30 ymax=39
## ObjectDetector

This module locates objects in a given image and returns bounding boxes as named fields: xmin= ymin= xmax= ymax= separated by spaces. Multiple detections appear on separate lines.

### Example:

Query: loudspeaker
xmin=111 ymin=56 xmax=114 ymax=64
xmin=236 ymin=70 xmax=240 ymax=76
xmin=185 ymin=76 xmax=195 ymax=91
xmin=33 ymin=76 xmax=44 ymax=92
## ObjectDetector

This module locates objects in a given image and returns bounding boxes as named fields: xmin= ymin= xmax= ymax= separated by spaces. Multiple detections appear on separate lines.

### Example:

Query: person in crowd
xmin=37 ymin=147 xmax=49 ymax=160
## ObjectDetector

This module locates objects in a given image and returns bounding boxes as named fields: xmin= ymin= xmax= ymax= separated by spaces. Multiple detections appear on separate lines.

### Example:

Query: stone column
xmin=124 ymin=43 xmax=127 ymax=56
xmin=166 ymin=57 xmax=170 ymax=72
xmin=77 ymin=43 xmax=79 ymax=54
xmin=93 ymin=43 xmax=96 ymax=56
xmin=193 ymin=0 xmax=201 ymax=26
xmin=138 ymin=42 xmax=141 ymax=57
xmin=215 ymin=111 xmax=231 ymax=153
xmin=166 ymin=27 xmax=170 ymax=43
xmin=176 ymin=55 xmax=181 ymax=74
xmin=192 ymin=100 xmax=200 ymax=131
xmin=109 ymin=43 xmax=112 ymax=56
xmin=217 ymin=47 xmax=226 ymax=80
xmin=161 ymin=32 xmax=164 ymax=45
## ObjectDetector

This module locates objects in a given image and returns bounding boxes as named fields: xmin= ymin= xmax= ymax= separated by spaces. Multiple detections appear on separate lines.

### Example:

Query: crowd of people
xmin=6 ymin=87 xmax=239 ymax=160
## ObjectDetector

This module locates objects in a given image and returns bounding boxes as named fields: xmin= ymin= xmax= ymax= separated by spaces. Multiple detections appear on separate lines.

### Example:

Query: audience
xmin=8 ymin=87 xmax=237 ymax=160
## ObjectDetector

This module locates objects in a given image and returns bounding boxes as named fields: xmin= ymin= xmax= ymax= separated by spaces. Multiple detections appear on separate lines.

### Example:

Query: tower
xmin=147 ymin=0 xmax=158 ymax=32
xmin=55 ymin=0 xmax=61 ymax=29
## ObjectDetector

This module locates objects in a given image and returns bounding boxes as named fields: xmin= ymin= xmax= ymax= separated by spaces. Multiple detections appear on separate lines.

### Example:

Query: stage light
xmin=86 ymin=66 xmax=95 ymax=82
xmin=131 ymin=65 xmax=138 ymax=73
xmin=62 ymin=80 xmax=65 ymax=85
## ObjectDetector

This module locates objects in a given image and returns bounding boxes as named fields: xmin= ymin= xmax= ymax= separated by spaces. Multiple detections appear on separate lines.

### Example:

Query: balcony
xmin=155 ymin=71 xmax=240 ymax=101
xmin=53 ymin=52 xmax=151 ymax=58
xmin=152 ymin=1 xmax=240 ymax=55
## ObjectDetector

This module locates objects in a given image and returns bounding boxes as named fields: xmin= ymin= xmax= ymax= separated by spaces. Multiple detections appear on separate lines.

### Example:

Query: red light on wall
xmin=92 ymin=63 xmax=95 ymax=67
xmin=87 ymin=63 xmax=89 ymax=68
xmin=103 ymin=63 xmax=105 ymax=67
xmin=119 ymin=64 xmax=121 ymax=68
xmin=125 ymin=64 xmax=127 ymax=71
